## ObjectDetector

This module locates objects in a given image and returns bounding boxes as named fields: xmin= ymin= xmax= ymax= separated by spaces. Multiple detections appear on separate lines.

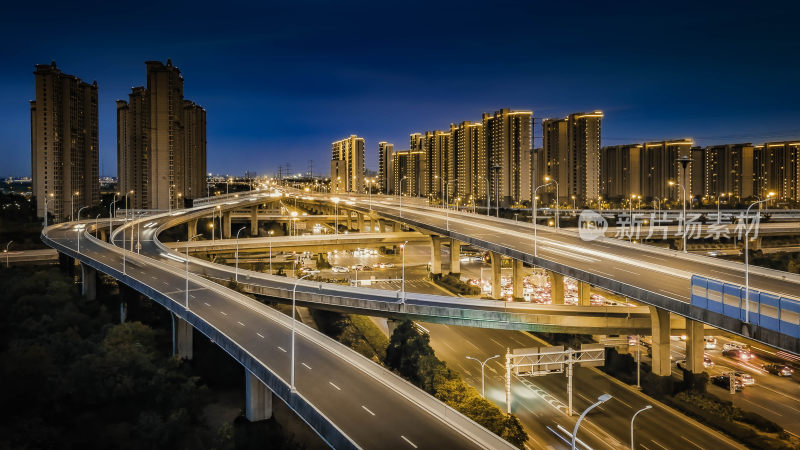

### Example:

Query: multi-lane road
xmin=43 ymin=219 xmax=513 ymax=449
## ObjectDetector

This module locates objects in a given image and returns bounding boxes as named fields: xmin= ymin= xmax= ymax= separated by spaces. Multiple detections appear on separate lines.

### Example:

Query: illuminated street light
xmin=745 ymin=192 xmax=776 ymax=323
xmin=572 ymin=393 xmax=612 ymax=449
xmin=466 ymin=354 xmax=500 ymax=397
xmin=291 ymin=273 xmax=314 ymax=392
xmin=630 ymin=405 xmax=653 ymax=449
xmin=544 ymin=176 xmax=559 ymax=228
xmin=235 ymin=226 xmax=247 ymax=282
xmin=668 ymin=180 xmax=687 ymax=253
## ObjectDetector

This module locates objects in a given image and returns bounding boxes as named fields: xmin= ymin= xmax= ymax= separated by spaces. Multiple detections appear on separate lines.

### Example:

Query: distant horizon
xmin=3 ymin=1 xmax=800 ymax=178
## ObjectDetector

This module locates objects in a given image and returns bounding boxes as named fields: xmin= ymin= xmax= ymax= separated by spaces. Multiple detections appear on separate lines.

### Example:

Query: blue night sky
xmin=1 ymin=0 xmax=799 ymax=177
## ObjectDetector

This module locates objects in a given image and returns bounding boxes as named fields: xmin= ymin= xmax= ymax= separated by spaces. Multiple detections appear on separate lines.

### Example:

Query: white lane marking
xmin=256 ymin=333 xmax=265 ymax=339
xmin=204 ymin=302 xmax=211 ymax=307
xmin=162 ymin=281 xmax=170 ymax=286
xmin=681 ymin=435 xmax=703 ymax=449
xmin=237 ymin=321 xmax=245 ymax=326
xmin=489 ymin=337 xmax=504 ymax=347
xmin=277 ymin=346 xmax=287 ymax=352
xmin=400 ymin=435 xmax=417 ymax=448
xmin=329 ymin=381 xmax=341 ymax=391
xmin=151 ymin=276 xmax=158 ymax=280
xmin=220 ymin=311 xmax=228 ymax=316
xmin=190 ymin=294 xmax=196 ymax=299
xmin=616 ymin=267 xmax=640 ymax=276
xmin=302 ymin=362 xmax=312 ymax=370
xmin=361 ymin=405 xmax=375 ymax=416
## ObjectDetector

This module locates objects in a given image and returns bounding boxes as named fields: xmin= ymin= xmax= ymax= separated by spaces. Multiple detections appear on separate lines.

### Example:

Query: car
xmin=763 ymin=364 xmax=794 ymax=377
xmin=351 ymin=264 xmax=367 ymax=271
xmin=299 ymin=267 xmax=320 ymax=275
xmin=723 ymin=341 xmax=748 ymax=352
xmin=712 ymin=375 xmax=744 ymax=391
xmin=704 ymin=355 xmax=715 ymax=368
xmin=723 ymin=348 xmax=754 ymax=361
xmin=704 ymin=337 xmax=717 ymax=349
xmin=735 ymin=371 xmax=756 ymax=386
xmin=331 ymin=266 xmax=349 ymax=273
xmin=382 ymin=262 xmax=395 ymax=268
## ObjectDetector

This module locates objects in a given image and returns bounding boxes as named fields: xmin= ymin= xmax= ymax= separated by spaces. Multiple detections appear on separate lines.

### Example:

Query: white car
xmin=331 ymin=266 xmax=350 ymax=273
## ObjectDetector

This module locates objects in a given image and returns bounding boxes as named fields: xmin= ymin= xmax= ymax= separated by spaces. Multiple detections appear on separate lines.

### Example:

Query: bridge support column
xmin=578 ymin=281 xmax=591 ymax=306
xmin=450 ymin=239 xmax=461 ymax=274
xmin=752 ymin=236 xmax=762 ymax=250
xmin=650 ymin=307 xmax=671 ymax=377
xmin=490 ymin=252 xmax=502 ymax=299
xmin=99 ymin=229 xmax=107 ymax=242
xmin=512 ymin=259 xmax=523 ymax=299
xmin=172 ymin=315 xmax=193 ymax=360
xmin=378 ymin=218 xmax=386 ymax=233
xmin=387 ymin=319 xmax=402 ymax=336
xmin=393 ymin=221 xmax=401 ymax=232
xmin=685 ymin=318 xmax=704 ymax=373
xmin=222 ymin=211 xmax=231 ymax=238
xmin=548 ymin=271 xmax=564 ymax=304
xmin=250 ymin=206 xmax=259 ymax=236
xmin=245 ymin=370 xmax=273 ymax=421
xmin=430 ymin=236 xmax=443 ymax=275
xmin=347 ymin=211 xmax=353 ymax=230
xmin=188 ymin=219 xmax=198 ymax=240
xmin=81 ymin=263 xmax=96 ymax=301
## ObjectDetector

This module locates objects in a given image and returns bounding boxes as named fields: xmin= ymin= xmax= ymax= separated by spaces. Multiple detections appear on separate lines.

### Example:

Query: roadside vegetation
xmin=0 ymin=266 xmax=301 ymax=449
xmin=431 ymin=272 xmax=481 ymax=295
xmin=309 ymin=312 xmax=528 ymax=448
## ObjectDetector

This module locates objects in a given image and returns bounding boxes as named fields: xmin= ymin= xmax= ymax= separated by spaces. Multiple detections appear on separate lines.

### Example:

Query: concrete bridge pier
xmin=99 ymin=229 xmax=107 ymax=242
xmin=172 ymin=314 xmax=193 ymax=360
xmin=223 ymin=211 xmax=232 ymax=238
xmin=490 ymin=252 xmax=502 ymax=299
xmin=512 ymin=259 xmax=523 ymax=299
xmin=250 ymin=206 xmax=259 ymax=236
xmin=685 ymin=318 xmax=705 ymax=373
xmin=356 ymin=213 xmax=363 ymax=232
xmin=752 ymin=236 xmax=763 ymax=251
xmin=450 ymin=239 xmax=461 ymax=274
xmin=650 ymin=306 xmax=671 ymax=376
xmin=81 ymin=263 xmax=96 ymax=300
xmin=188 ymin=219 xmax=198 ymax=240
xmin=430 ymin=236 xmax=443 ymax=275
xmin=245 ymin=370 xmax=273 ymax=421
xmin=549 ymin=271 xmax=564 ymax=304
xmin=346 ymin=211 xmax=353 ymax=230
xmin=387 ymin=318 xmax=402 ymax=335
xmin=578 ymin=281 xmax=591 ymax=306
xmin=378 ymin=218 xmax=386 ymax=233
xmin=393 ymin=221 xmax=402 ymax=232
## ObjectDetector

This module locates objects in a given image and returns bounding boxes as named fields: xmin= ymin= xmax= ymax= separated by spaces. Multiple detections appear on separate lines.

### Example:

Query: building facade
xmin=117 ymin=60 xmax=206 ymax=210
xmin=541 ymin=111 xmax=602 ymax=205
xmin=638 ymin=139 xmax=694 ymax=201
xmin=330 ymin=135 xmax=365 ymax=193
xmin=755 ymin=141 xmax=800 ymax=202
xmin=31 ymin=62 xmax=99 ymax=220
xmin=450 ymin=121 xmax=483 ymax=200
xmin=600 ymin=144 xmax=642 ymax=201
xmin=482 ymin=109 xmax=533 ymax=206
xmin=378 ymin=141 xmax=394 ymax=194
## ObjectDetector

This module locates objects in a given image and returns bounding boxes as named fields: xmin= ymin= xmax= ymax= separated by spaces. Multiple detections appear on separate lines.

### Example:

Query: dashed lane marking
xmin=329 ymin=381 xmax=341 ymax=391
xmin=361 ymin=405 xmax=375 ymax=416
xmin=401 ymin=435 xmax=417 ymax=448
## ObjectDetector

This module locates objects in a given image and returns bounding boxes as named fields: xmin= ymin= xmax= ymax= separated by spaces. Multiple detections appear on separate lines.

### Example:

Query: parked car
xmin=722 ymin=348 xmax=754 ymax=361
xmin=331 ymin=266 xmax=349 ymax=273
xmin=734 ymin=371 xmax=756 ymax=386
xmin=712 ymin=375 xmax=744 ymax=391
xmin=763 ymin=364 xmax=794 ymax=377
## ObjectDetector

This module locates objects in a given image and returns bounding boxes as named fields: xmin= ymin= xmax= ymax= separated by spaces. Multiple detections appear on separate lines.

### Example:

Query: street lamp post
xmin=268 ymin=230 xmax=275 ymax=274
xmin=400 ymin=240 xmax=408 ymax=302
xmin=544 ymin=176 xmax=559 ymax=228
xmin=291 ymin=273 xmax=314 ymax=392
xmin=185 ymin=234 xmax=202 ymax=308
xmin=95 ymin=214 xmax=101 ymax=238
xmin=71 ymin=191 xmax=80 ymax=222
xmin=445 ymin=180 xmax=455 ymax=231
xmin=76 ymin=206 xmax=89 ymax=254
xmin=399 ymin=177 xmax=407 ymax=218
xmin=717 ymin=193 xmax=727 ymax=224
xmin=481 ymin=176 xmax=491 ymax=216
xmin=745 ymin=193 xmax=775 ymax=323
xmin=533 ymin=182 xmax=553 ymax=257
xmin=572 ymin=394 xmax=612 ymax=450
xmin=332 ymin=197 xmax=340 ymax=235
xmin=43 ymin=193 xmax=54 ymax=232
xmin=124 ymin=190 xmax=134 ymax=224
xmin=235 ymin=227 xmax=246 ymax=282
xmin=4 ymin=241 xmax=12 ymax=268
xmin=668 ymin=181 xmax=687 ymax=253
xmin=630 ymin=405 xmax=653 ymax=449
xmin=466 ymin=355 xmax=500 ymax=397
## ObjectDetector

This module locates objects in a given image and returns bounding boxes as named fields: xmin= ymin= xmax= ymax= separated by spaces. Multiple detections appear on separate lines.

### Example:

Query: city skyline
xmin=3 ymin=1 xmax=800 ymax=177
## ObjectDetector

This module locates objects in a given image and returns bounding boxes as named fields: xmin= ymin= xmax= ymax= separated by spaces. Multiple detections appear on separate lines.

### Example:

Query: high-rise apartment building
xmin=378 ymin=141 xmax=394 ymax=194
xmin=754 ymin=141 xmax=800 ymax=202
xmin=541 ymin=111 xmax=602 ymax=205
xmin=330 ymin=135 xmax=365 ymax=193
xmin=31 ymin=62 xmax=99 ymax=220
xmin=450 ymin=121 xmax=483 ymax=199
xmin=392 ymin=148 xmax=423 ymax=196
xmin=482 ymin=109 xmax=532 ymax=206
xmin=418 ymin=130 xmax=450 ymax=198
xmin=639 ymin=139 xmax=694 ymax=200
xmin=117 ymin=60 xmax=206 ymax=210
xmin=600 ymin=144 xmax=642 ymax=201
